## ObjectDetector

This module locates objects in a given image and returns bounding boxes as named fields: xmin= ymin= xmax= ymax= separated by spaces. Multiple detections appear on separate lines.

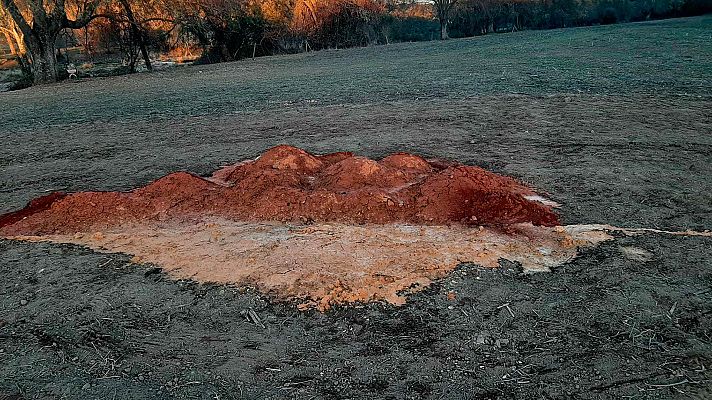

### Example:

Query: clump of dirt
xmin=0 ymin=192 xmax=67 ymax=228
xmin=0 ymin=145 xmax=559 ymax=236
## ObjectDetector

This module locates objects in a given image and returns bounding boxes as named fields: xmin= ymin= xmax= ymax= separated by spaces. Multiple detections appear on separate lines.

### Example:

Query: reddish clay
xmin=0 ymin=192 xmax=67 ymax=229
xmin=0 ymin=145 xmax=560 ymax=236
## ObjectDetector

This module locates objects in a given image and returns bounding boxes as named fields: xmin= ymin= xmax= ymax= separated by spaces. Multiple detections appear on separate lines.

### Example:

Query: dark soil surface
xmin=1 ymin=16 xmax=711 ymax=399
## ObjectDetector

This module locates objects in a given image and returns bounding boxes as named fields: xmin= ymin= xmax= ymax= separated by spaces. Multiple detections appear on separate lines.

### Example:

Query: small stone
xmin=82 ymin=383 xmax=91 ymax=390
xmin=620 ymin=246 xmax=654 ymax=263
xmin=475 ymin=332 xmax=489 ymax=345
xmin=20 ymin=300 xmax=28 ymax=306
xmin=538 ymin=247 xmax=552 ymax=256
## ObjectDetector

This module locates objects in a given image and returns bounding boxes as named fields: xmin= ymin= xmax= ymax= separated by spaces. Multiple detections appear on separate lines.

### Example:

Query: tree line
xmin=443 ymin=0 xmax=712 ymax=38
xmin=1 ymin=0 xmax=710 ymax=86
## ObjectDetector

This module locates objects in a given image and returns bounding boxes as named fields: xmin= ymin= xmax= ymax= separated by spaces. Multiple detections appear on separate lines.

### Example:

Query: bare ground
xmin=1 ymin=16 xmax=711 ymax=399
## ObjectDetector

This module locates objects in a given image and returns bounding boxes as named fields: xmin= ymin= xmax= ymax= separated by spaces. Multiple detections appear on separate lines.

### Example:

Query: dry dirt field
xmin=1 ymin=16 xmax=711 ymax=399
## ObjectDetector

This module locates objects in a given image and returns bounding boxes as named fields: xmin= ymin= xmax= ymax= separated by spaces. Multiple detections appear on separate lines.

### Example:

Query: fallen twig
xmin=647 ymin=379 xmax=697 ymax=388
xmin=498 ymin=303 xmax=515 ymax=318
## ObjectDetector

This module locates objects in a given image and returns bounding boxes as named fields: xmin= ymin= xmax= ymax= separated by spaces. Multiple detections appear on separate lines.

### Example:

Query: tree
xmin=0 ymin=0 xmax=103 ymax=84
xmin=118 ymin=0 xmax=152 ymax=72
xmin=433 ymin=0 xmax=456 ymax=39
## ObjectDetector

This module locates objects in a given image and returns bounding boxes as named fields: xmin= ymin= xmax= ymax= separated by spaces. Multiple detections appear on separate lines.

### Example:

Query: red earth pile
xmin=0 ymin=145 xmax=559 ymax=236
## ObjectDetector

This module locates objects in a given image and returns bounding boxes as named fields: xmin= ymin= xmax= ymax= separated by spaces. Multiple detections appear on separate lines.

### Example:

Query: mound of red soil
xmin=0 ymin=145 xmax=559 ymax=236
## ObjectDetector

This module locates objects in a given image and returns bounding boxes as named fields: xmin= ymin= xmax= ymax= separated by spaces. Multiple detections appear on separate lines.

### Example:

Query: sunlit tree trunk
xmin=10 ymin=27 xmax=24 ymax=54
xmin=3 ymin=30 xmax=16 ymax=55
xmin=3 ymin=24 xmax=31 ymax=74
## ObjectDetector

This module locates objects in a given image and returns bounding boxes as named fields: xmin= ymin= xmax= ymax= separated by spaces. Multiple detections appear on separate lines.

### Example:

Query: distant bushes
xmin=307 ymin=0 xmax=388 ymax=49
xmin=175 ymin=0 xmax=439 ymax=60
xmin=448 ymin=0 xmax=712 ymax=38
xmin=383 ymin=15 xmax=440 ymax=42
xmin=184 ymin=9 xmax=273 ymax=63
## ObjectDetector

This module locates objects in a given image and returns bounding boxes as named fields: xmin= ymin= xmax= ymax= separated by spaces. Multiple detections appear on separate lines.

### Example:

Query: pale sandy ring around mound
xmin=4 ymin=220 xmax=617 ymax=310
xmin=5 ymin=221 xmax=709 ymax=311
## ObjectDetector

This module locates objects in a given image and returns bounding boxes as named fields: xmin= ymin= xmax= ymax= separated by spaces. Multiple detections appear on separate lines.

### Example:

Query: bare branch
xmin=63 ymin=0 xmax=101 ymax=29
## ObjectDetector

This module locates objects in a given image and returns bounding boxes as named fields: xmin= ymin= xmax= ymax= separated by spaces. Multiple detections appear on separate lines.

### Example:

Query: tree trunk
xmin=120 ymin=0 xmax=152 ymax=72
xmin=3 ymin=31 xmax=17 ymax=55
xmin=28 ymin=33 xmax=59 ymax=84
xmin=6 ymin=28 xmax=31 ymax=75
xmin=440 ymin=19 xmax=449 ymax=40
xmin=10 ymin=28 xmax=25 ymax=55
xmin=137 ymin=35 xmax=151 ymax=71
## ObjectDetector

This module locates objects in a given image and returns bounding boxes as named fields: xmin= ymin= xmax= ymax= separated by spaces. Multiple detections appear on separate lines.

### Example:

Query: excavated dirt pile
xmin=0 ymin=145 xmax=608 ymax=310
xmin=0 ymin=145 xmax=559 ymax=235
